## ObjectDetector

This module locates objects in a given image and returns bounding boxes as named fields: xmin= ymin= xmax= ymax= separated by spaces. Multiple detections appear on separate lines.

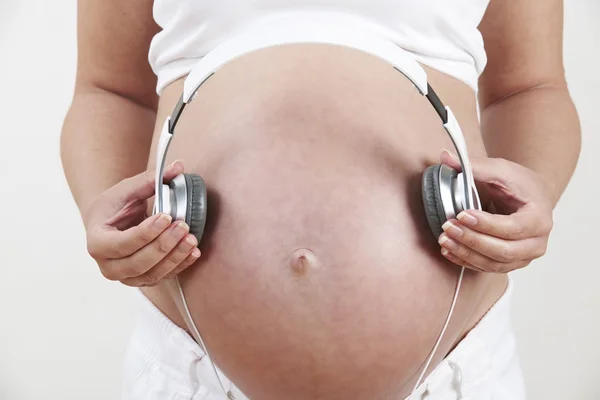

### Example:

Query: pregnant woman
xmin=61 ymin=1 xmax=581 ymax=399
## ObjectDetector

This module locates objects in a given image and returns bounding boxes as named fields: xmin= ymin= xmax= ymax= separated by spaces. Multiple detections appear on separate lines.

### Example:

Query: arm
xmin=61 ymin=0 xmax=159 ymax=215
xmin=61 ymin=0 xmax=200 ymax=286
xmin=436 ymin=0 xmax=581 ymax=272
xmin=477 ymin=0 xmax=581 ymax=207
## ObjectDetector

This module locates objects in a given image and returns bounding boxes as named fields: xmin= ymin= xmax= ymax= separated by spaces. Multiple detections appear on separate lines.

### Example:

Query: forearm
xmin=60 ymin=87 xmax=156 ymax=216
xmin=479 ymin=84 xmax=581 ymax=206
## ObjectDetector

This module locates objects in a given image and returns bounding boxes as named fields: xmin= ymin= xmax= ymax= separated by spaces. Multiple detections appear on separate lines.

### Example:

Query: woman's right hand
xmin=83 ymin=161 xmax=201 ymax=287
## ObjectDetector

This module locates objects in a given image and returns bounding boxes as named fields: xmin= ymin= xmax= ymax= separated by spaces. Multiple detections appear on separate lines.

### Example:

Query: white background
xmin=0 ymin=1 xmax=599 ymax=399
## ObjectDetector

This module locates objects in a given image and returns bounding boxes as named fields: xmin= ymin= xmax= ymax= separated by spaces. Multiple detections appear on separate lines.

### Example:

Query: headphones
xmin=153 ymin=20 xmax=481 ymax=399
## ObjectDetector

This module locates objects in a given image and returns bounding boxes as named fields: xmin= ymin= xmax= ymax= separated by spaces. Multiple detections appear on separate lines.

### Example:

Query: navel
xmin=288 ymin=248 xmax=320 ymax=278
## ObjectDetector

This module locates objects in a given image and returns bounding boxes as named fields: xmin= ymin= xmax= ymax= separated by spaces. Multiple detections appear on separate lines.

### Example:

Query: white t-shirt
xmin=148 ymin=0 xmax=490 ymax=94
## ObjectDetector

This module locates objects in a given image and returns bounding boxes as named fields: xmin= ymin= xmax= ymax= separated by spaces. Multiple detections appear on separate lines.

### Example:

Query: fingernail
xmin=173 ymin=221 xmax=189 ymax=236
xmin=185 ymin=235 xmax=197 ymax=247
xmin=169 ymin=160 xmax=181 ymax=168
xmin=438 ymin=234 xmax=459 ymax=250
xmin=457 ymin=212 xmax=477 ymax=226
xmin=442 ymin=148 xmax=456 ymax=159
xmin=442 ymin=221 xmax=464 ymax=237
xmin=441 ymin=248 xmax=449 ymax=256
xmin=192 ymin=248 xmax=201 ymax=258
xmin=155 ymin=214 xmax=172 ymax=228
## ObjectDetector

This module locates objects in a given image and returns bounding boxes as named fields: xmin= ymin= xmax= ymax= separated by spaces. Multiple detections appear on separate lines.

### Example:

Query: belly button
xmin=288 ymin=248 xmax=320 ymax=277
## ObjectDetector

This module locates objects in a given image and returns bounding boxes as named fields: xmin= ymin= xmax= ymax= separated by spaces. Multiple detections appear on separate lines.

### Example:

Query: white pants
xmin=122 ymin=276 xmax=526 ymax=400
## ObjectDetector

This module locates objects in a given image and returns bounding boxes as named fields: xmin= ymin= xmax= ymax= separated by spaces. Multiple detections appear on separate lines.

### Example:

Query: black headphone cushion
xmin=422 ymin=165 xmax=447 ymax=239
xmin=184 ymin=174 xmax=208 ymax=245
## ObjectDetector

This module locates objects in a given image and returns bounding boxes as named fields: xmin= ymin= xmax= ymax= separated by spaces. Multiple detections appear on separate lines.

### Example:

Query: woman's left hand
xmin=437 ymin=150 xmax=555 ymax=273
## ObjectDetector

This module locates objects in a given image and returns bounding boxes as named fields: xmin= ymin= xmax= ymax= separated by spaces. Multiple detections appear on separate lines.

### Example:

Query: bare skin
xmin=61 ymin=0 xmax=580 ymax=399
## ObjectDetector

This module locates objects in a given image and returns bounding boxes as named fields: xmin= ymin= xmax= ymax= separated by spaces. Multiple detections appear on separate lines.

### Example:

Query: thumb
xmin=440 ymin=150 xmax=511 ymax=189
xmin=440 ymin=150 xmax=528 ymax=206
xmin=114 ymin=160 xmax=185 ymax=202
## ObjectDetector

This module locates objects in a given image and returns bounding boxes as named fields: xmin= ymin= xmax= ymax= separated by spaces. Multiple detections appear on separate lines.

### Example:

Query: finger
xmin=442 ymin=219 xmax=547 ymax=262
xmin=103 ymin=221 xmax=190 ymax=280
xmin=455 ymin=209 xmax=552 ymax=240
xmin=163 ymin=248 xmax=201 ymax=280
xmin=113 ymin=160 xmax=184 ymax=203
xmin=441 ymin=249 xmax=486 ymax=273
xmin=121 ymin=233 xmax=198 ymax=287
xmin=89 ymin=213 xmax=173 ymax=260
xmin=440 ymin=247 xmax=483 ymax=272
xmin=438 ymin=233 xmax=530 ymax=273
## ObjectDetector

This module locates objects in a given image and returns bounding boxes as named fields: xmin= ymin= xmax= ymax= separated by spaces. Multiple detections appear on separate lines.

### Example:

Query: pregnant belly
xmin=145 ymin=44 xmax=505 ymax=399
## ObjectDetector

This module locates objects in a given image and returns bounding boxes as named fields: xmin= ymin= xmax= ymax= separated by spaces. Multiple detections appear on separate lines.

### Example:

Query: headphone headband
xmin=155 ymin=20 xmax=478 ymax=213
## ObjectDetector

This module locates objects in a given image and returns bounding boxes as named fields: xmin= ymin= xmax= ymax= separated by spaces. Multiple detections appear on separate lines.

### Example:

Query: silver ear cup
xmin=455 ymin=172 xmax=482 ymax=211
xmin=161 ymin=173 xmax=207 ymax=246
xmin=153 ymin=183 xmax=174 ymax=216
xmin=422 ymin=164 xmax=482 ymax=238
xmin=168 ymin=174 xmax=189 ymax=222
xmin=438 ymin=164 xmax=462 ymax=221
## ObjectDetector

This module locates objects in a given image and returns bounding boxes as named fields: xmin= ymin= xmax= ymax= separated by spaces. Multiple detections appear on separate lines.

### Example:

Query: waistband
xmin=130 ymin=290 xmax=243 ymax=398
